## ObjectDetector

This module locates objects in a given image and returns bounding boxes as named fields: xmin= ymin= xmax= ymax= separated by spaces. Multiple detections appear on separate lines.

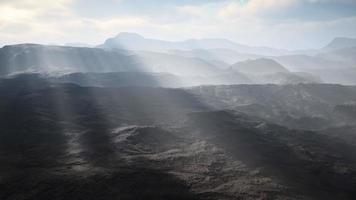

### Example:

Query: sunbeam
xmin=1 ymin=1 xmax=356 ymax=199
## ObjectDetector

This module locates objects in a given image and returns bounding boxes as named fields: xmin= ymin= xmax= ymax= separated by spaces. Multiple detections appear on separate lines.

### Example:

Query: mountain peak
xmin=115 ymin=32 xmax=144 ymax=39
xmin=98 ymin=33 xmax=288 ymax=55
xmin=100 ymin=32 xmax=146 ymax=49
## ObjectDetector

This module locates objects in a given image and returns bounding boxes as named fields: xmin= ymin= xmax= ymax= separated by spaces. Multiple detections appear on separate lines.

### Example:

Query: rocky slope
xmin=1 ymin=75 xmax=356 ymax=200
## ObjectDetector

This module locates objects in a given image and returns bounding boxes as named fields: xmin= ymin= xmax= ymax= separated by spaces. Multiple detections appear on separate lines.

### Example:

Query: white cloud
xmin=219 ymin=0 xmax=299 ymax=18
xmin=0 ymin=0 xmax=151 ymax=45
xmin=177 ymin=5 xmax=204 ymax=16
xmin=0 ymin=0 xmax=355 ymax=49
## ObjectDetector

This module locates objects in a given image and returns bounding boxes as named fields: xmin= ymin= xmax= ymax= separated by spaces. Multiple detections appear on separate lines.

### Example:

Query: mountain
xmin=229 ymin=58 xmax=320 ymax=84
xmin=0 ymin=44 xmax=142 ymax=75
xmin=99 ymin=32 xmax=175 ymax=52
xmin=189 ymin=84 xmax=356 ymax=130
xmin=322 ymin=37 xmax=356 ymax=52
xmin=231 ymin=58 xmax=289 ymax=75
xmin=0 ymin=44 xmax=221 ymax=77
xmin=99 ymin=32 xmax=290 ymax=56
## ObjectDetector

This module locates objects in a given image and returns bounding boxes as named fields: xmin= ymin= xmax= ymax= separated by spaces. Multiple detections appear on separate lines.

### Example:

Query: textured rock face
xmin=1 ymin=76 xmax=356 ymax=200
xmin=188 ymin=84 xmax=356 ymax=130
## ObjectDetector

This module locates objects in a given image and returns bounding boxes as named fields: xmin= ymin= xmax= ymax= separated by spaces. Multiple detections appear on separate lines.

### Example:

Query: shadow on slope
xmin=185 ymin=110 xmax=356 ymax=200
xmin=0 ymin=74 xmax=203 ymax=200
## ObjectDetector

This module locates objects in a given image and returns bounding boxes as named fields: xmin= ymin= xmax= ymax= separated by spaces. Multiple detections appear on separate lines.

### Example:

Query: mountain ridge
xmin=99 ymin=32 xmax=290 ymax=56
xmin=322 ymin=37 xmax=356 ymax=51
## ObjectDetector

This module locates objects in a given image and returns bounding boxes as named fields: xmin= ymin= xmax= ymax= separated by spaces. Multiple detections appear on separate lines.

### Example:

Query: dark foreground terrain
xmin=1 ymin=74 xmax=356 ymax=200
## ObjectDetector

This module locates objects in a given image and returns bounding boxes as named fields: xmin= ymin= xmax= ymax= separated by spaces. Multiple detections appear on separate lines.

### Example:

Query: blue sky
xmin=0 ymin=0 xmax=355 ymax=49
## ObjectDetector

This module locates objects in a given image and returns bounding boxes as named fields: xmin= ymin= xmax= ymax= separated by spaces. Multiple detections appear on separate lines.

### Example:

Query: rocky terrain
xmin=1 ymin=32 xmax=356 ymax=200
xmin=1 ymin=75 xmax=356 ymax=200
xmin=189 ymin=84 xmax=356 ymax=130
xmin=1 ymin=0 xmax=356 ymax=197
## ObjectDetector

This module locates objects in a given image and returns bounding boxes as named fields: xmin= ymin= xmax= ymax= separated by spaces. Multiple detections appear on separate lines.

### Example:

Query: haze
xmin=1 ymin=1 xmax=356 ymax=200
xmin=1 ymin=0 xmax=356 ymax=49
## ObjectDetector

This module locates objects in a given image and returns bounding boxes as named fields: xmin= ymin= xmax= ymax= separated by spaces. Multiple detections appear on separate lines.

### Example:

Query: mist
xmin=1 ymin=1 xmax=356 ymax=200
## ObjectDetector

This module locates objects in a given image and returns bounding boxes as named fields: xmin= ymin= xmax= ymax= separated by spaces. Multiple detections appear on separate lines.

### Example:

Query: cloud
xmin=0 ymin=0 xmax=355 ymax=49
xmin=0 ymin=0 xmax=74 ymax=25
xmin=219 ymin=0 xmax=299 ymax=18
xmin=177 ymin=5 xmax=204 ymax=16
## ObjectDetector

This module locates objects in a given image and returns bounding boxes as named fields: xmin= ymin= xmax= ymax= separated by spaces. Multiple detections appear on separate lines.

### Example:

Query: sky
xmin=0 ymin=0 xmax=355 ymax=50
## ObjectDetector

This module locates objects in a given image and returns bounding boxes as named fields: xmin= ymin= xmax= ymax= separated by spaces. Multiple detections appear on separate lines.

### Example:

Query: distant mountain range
xmin=99 ymin=32 xmax=290 ymax=56
xmin=0 ymin=33 xmax=355 ymax=85
xmin=0 ymin=44 xmax=320 ymax=86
